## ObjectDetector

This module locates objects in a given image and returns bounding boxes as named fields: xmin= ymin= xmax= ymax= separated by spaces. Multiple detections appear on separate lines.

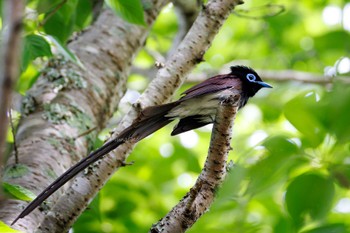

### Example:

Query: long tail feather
xmin=12 ymin=102 xmax=178 ymax=225
xmin=11 ymin=138 xmax=123 ymax=225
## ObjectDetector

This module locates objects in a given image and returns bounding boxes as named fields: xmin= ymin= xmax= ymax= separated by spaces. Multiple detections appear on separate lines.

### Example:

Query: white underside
xmin=166 ymin=90 xmax=239 ymax=119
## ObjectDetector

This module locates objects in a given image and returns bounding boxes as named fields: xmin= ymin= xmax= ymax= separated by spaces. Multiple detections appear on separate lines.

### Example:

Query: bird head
xmin=230 ymin=65 xmax=272 ymax=98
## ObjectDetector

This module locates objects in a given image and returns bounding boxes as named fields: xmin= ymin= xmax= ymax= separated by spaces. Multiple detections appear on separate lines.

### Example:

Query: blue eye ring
xmin=246 ymin=73 xmax=256 ymax=82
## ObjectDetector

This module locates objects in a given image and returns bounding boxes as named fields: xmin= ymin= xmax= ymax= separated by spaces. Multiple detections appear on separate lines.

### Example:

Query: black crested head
xmin=230 ymin=65 xmax=272 ymax=107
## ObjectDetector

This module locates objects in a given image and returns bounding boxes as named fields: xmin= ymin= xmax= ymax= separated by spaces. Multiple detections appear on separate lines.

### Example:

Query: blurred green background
xmin=3 ymin=0 xmax=350 ymax=232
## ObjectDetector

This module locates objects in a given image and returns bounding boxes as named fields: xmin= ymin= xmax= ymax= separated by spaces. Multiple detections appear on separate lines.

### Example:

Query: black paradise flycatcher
xmin=12 ymin=65 xmax=272 ymax=225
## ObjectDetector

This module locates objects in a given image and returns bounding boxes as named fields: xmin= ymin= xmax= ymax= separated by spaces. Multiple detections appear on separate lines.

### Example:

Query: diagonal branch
xmin=150 ymin=92 xmax=240 ymax=233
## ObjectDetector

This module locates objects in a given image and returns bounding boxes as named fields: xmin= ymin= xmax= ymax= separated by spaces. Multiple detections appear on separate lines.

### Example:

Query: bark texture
xmin=0 ymin=1 xmax=169 ymax=231
xmin=150 ymin=92 xmax=240 ymax=233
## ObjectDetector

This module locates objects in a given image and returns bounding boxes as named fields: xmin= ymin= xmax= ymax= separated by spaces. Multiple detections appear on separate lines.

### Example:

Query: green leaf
xmin=16 ymin=64 xmax=40 ymax=94
xmin=217 ymin=164 xmax=246 ymax=198
xmin=22 ymin=34 xmax=52 ymax=70
xmin=106 ymin=0 xmax=146 ymax=26
xmin=262 ymin=135 xmax=299 ymax=156
xmin=247 ymin=136 xmax=300 ymax=194
xmin=43 ymin=0 xmax=78 ymax=43
xmin=0 ymin=221 xmax=23 ymax=233
xmin=285 ymin=173 xmax=335 ymax=228
xmin=273 ymin=217 xmax=293 ymax=233
xmin=301 ymin=223 xmax=348 ymax=233
xmin=284 ymin=91 xmax=325 ymax=147
xmin=317 ymin=83 xmax=350 ymax=142
xmin=36 ymin=0 xmax=63 ymax=14
xmin=75 ymin=0 xmax=93 ymax=29
xmin=3 ymin=182 xmax=36 ymax=201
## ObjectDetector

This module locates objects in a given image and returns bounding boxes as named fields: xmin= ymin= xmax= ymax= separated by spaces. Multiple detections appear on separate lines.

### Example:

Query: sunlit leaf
xmin=36 ymin=0 xmax=63 ymax=14
xmin=3 ymin=182 xmax=36 ymax=201
xmin=75 ymin=0 xmax=92 ymax=29
xmin=106 ymin=0 xmax=146 ymax=26
xmin=262 ymin=135 xmax=298 ymax=155
xmin=0 ymin=221 xmax=23 ymax=233
xmin=16 ymin=64 xmax=40 ymax=93
xmin=22 ymin=34 xmax=52 ymax=70
xmin=43 ymin=0 xmax=78 ymax=43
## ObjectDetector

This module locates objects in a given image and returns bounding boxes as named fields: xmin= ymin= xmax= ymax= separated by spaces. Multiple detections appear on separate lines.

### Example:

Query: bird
xmin=12 ymin=65 xmax=272 ymax=225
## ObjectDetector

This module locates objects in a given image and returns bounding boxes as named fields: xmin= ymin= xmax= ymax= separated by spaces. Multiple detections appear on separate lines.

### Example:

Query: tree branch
xmin=44 ymin=0 xmax=243 ymax=232
xmin=150 ymin=91 xmax=240 ymax=233
xmin=185 ymin=64 xmax=350 ymax=85
xmin=0 ymin=0 xmax=24 ymax=175
xmin=257 ymin=69 xmax=350 ymax=84
xmin=168 ymin=0 xmax=200 ymax=57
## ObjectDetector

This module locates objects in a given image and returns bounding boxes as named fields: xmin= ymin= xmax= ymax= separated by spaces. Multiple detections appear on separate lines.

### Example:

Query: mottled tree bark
xmin=0 ymin=1 xmax=169 ymax=231
xmin=150 ymin=92 xmax=240 ymax=233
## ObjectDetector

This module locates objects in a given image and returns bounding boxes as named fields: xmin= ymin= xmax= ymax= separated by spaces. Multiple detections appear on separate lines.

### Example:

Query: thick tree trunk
xmin=0 ymin=1 xmax=169 ymax=231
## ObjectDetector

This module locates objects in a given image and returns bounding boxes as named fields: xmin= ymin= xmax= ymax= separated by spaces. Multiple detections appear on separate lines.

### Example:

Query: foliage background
xmin=2 ymin=0 xmax=350 ymax=232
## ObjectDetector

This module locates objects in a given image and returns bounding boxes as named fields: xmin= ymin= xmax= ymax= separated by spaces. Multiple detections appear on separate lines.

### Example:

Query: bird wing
xmin=180 ymin=74 xmax=240 ymax=100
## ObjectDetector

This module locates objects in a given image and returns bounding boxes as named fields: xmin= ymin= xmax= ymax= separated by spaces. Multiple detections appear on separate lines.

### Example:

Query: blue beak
xmin=255 ymin=81 xmax=272 ymax=88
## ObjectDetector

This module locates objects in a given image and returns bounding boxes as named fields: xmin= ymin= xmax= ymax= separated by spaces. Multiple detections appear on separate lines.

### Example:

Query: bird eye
xmin=246 ymin=73 xmax=256 ymax=82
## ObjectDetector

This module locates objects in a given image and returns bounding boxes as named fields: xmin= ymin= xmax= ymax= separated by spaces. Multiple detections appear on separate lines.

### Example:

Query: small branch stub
xmin=150 ymin=93 xmax=240 ymax=233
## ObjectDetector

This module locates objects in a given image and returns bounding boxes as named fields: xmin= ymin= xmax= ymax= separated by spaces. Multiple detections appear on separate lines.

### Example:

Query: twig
xmin=74 ymin=126 xmax=97 ymax=140
xmin=38 ymin=0 xmax=68 ymax=27
xmin=144 ymin=47 xmax=166 ymax=64
xmin=150 ymin=92 xmax=240 ymax=233
xmin=233 ymin=3 xmax=285 ymax=20
xmin=169 ymin=0 xmax=200 ymax=56
xmin=8 ymin=109 xmax=19 ymax=164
